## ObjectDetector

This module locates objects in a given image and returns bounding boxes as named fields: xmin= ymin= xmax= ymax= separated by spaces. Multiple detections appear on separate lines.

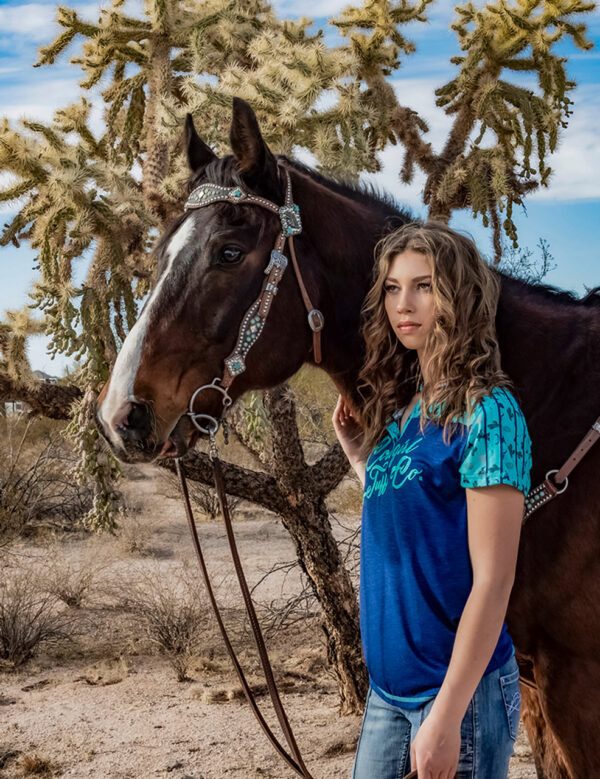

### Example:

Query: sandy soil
xmin=0 ymin=464 xmax=537 ymax=779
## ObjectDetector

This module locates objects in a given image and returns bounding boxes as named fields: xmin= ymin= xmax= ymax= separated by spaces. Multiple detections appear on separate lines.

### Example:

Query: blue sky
xmin=0 ymin=0 xmax=599 ymax=374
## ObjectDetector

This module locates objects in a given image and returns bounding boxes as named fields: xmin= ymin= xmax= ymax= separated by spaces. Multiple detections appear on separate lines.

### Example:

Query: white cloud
xmin=530 ymin=85 xmax=600 ymax=201
xmin=272 ymin=0 xmax=350 ymax=17
xmin=0 ymin=4 xmax=56 ymax=39
xmin=1 ymin=73 xmax=105 ymax=132
xmin=1 ymin=77 xmax=81 ymax=122
xmin=0 ymin=2 xmax=103 ymax=41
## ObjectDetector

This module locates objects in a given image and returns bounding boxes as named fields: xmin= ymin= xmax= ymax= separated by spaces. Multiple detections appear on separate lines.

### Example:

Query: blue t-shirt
xmin=360 ymin=386 xmax=532 ymax=709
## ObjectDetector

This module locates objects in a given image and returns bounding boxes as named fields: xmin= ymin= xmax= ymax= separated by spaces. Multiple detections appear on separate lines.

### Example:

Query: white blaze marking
xmin=98 ymin=218 xmax=196 ymax=447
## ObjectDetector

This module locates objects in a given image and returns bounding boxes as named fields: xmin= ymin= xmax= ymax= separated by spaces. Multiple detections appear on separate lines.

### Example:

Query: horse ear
xmin=185 ymin=114 xmax=217 ymax=172
xmin=229 ymin=98 xmax=278 ymax=184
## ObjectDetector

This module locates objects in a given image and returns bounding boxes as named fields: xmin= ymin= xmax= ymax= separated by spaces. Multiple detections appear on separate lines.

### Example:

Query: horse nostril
xmin=122 ymin=402 xmax=153 ymax=444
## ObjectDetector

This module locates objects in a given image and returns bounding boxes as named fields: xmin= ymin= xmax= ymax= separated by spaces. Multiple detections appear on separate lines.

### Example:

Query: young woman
xmin=332 ymin=222 xmax=532 ymax=779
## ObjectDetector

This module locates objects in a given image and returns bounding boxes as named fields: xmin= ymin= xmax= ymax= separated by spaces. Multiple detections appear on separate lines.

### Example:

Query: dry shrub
xmin=250 ymin=512 xmax=359 ymax=637
xmin=113 ymin=565 xmax=209 ymax=681
xmin=162 ymin=474 xmax=242 ymax=521
xmin=18 ymin=753 xmax=58 ymax=776
xmin=321 ymin=739 xmax=357 ymax=758
xmin=190 ymin=681 xmax=269 ymax=703
xmin=41 ymin=556 xmax=100 ymax=608
xmin=115 ymin=510 xmax=156 ymax=556
xmin=289 ymin=364 xmax=338 ymax=450
xmin=327 ymin=476 xmax=364 ymax=517
xmin=0 ymin=415 xmax=93 ymax=543
xmin=78 ymin=656 xmax=129 ymax=686
xmin=187 ymin=480 xmax=241 ymax=520
xmin=0 ymin=570 xmax=77 ymax=667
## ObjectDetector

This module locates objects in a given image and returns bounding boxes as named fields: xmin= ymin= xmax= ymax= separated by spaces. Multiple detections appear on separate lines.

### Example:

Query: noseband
xmin=182 ymin=166 xmax=324 ymax=437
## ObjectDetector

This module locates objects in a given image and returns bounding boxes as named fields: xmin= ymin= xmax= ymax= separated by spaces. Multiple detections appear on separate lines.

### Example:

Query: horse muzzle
xmin=95 ymin=399 xmax=178 ymax=464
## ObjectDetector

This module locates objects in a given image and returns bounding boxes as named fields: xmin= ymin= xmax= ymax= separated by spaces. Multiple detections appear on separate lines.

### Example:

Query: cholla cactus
xmin=65 ymin=389 xmax=122 ymax=530
xmin=335 ymin=0 xmax=595 ymax=259
xmin=0 ymin=309 xmax=45 ymax=387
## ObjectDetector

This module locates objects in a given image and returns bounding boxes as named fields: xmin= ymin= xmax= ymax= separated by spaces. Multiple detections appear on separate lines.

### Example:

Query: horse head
xmin=96 ymin=98 xmax=348 ymax=462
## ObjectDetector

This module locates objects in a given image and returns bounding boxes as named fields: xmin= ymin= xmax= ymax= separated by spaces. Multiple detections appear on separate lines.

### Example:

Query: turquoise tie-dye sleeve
xmin=459 ymin=388 xmax=532 ymax=495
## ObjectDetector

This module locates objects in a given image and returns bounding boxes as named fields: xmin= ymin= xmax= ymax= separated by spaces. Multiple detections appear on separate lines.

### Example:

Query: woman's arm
xmin=331 ymin=395 xmax=367 ymax=486
xmin=410 ymin=482 xmax=524 ymax=778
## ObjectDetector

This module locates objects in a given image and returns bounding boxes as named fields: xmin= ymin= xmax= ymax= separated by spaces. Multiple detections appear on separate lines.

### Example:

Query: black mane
xmin=281 ymin=156 xmax=413 ymax=224
xmin=500 ymin=272 xmax=600 ymax=310
xmin=188 ymin=153 xmax=412 ymax=224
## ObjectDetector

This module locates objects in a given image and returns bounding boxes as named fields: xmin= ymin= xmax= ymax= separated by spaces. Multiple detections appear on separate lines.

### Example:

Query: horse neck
xmin=287 ymin=165 xmax=404 ymax=404
xmin=496 ymin=275 xmax=600 ymax=467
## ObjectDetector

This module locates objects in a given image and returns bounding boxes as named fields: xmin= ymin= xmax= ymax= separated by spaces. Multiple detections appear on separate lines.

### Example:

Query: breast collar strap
xmin=183 ymin=166 xmax=324 ymax=433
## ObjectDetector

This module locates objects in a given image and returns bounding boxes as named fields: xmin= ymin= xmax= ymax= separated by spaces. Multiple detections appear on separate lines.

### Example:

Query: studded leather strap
xmin=523 ymin=415 xmax=600 ymax=523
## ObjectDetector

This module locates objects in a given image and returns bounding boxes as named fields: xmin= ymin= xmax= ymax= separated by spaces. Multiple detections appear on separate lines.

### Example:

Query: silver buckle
xmin=264 ymin=250 xmax=288 ymax=275
xmin=308 ymin=309 xmax=324 ymax=333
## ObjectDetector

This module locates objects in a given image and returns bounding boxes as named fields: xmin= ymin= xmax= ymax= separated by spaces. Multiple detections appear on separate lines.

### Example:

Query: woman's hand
xmin=410 ymin=711 xmax=461 ymax=779
xmin=332 ymin=395 xmax=366 ymax=479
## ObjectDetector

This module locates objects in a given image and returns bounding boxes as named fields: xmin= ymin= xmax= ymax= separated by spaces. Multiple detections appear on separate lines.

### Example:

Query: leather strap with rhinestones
xmin=523 ymin=416 xmax=600 ymax=523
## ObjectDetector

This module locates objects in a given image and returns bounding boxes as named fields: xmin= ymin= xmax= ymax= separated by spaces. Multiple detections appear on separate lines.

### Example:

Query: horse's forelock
xmin=187 ymin=154 xmax=284 ymax=204
xmin=187 ymin=155 xmax=245 ymax=193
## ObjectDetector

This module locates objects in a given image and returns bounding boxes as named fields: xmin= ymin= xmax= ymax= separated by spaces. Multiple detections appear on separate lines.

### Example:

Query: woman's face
xmin=383 ymin=249 xmax=436 ymax=357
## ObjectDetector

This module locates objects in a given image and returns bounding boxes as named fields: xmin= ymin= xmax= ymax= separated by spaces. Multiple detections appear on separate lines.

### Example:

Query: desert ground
xmin=0 ymin=463 xmax=536 ymax=779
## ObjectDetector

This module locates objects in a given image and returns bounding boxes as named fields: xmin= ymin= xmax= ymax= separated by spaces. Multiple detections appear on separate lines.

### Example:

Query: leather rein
xmin=174 ymin=164 xmax=600 ymax=777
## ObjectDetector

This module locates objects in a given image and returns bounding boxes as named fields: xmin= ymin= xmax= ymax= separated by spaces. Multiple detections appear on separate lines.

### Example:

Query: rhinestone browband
xmin=185 ymin=184 xmax=302 ymax=237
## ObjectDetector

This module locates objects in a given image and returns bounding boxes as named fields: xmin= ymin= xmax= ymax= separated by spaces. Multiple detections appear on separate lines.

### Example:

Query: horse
xmin=96 ymin=97 xmax=600 ymax=778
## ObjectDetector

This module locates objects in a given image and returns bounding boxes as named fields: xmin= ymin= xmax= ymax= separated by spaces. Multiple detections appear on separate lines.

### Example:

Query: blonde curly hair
xmin=357 ymin=221 xmax=513 ymax=457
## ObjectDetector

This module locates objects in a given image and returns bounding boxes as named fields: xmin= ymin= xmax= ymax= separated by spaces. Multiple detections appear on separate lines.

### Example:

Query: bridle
xmin=173 ymin=163 xmax=600 ymax=777
xmin=182 ymin=165 xmax=324 ymax=440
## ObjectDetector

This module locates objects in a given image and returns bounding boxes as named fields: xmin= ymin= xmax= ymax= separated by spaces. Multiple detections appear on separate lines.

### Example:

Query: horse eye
xmin=219 ymin=247 xmax=243 ymax=264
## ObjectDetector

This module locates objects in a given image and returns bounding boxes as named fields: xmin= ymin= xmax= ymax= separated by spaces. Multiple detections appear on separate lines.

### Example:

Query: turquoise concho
xmin=225 ymin=354 xmax=246 ymax=377
xmin=279 ymin=203 xmax=302 ymax=236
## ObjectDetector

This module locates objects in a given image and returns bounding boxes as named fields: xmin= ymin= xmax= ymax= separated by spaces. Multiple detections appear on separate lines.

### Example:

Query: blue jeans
xmin=352 ymin=653 xmax=521 ymax=779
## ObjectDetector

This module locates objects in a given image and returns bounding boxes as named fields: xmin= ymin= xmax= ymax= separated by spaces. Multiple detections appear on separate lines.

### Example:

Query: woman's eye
xmin=417 ymin=282 xmax=431 ymax=290
xmin=219 ymin=247 xmax=243 ymax=264
xmin=384 ymin=284 xmax=397 ymax=293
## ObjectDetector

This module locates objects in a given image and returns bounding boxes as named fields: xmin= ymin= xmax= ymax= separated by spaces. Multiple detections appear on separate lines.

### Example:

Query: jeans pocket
xmin=455 ymin=698 xmax=474 ymax=777
xmin=499 ymin=667 xmax=521 ymax=741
